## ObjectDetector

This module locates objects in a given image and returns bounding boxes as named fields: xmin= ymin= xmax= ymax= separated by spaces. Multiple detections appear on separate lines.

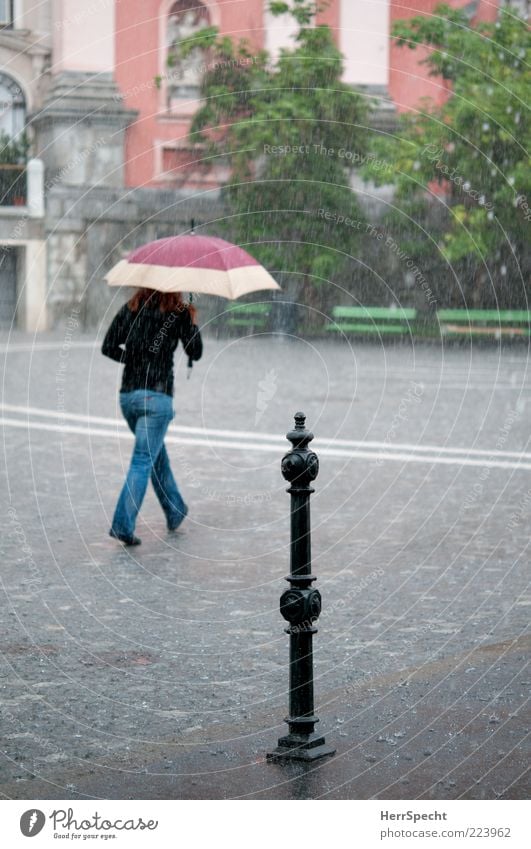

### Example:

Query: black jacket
xmin=102 ymin=303 xmax=202 ymax=396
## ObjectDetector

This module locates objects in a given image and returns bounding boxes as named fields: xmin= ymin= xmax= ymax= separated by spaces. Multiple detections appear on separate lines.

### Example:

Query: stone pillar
xmin=23 ymin=239 xmax=48 ymax=332
xmin=26 ymin=158 xmax=45 ymax=218
xmin=31 ymin=1 xmax=137 ymax=189
xmin=28 ymin=1 xmax=137 ymax=327
xmin=31 ymin=72 xmax=137 ymax=188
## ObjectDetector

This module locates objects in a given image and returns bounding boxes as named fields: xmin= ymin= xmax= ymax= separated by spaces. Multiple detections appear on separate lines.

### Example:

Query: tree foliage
xmin=372 ymin=3 xmax=530 ymax=303
xmin=182 ymin=0 xmax=370 ymax=313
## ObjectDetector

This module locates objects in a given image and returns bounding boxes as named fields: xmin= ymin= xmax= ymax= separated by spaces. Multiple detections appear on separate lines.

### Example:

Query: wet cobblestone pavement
xmin=0 ymin=331 xmax=529 ymax=798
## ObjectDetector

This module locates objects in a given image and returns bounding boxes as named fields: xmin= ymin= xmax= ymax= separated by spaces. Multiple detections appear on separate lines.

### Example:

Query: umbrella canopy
xmin=105 ymin=234 xmax=280 ymax=300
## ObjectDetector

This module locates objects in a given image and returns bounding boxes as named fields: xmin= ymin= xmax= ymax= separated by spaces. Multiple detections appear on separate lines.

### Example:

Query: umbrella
xmin=105 ymin=233 xmax=280 ymax=300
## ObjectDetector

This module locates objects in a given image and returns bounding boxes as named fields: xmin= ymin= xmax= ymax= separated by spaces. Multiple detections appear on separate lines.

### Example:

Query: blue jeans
xmin=111 ymin=390 xmax=187 ymax=537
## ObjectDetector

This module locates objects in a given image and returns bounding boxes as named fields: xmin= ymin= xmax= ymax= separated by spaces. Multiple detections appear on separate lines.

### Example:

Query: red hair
xmin=128 ymin=288 xmax=196 ymax=320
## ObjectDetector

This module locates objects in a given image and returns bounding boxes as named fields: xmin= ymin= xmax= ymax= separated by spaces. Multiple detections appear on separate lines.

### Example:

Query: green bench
xmin=437 ymin=310 xmax=531 ymax=338
xmin=326 ymin=305 xmax=417 ymax=336
xmin=226 ymin=302 xmax=271 ymax=332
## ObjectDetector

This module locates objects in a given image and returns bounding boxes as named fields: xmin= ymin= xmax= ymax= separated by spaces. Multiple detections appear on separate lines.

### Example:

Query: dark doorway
xmin=0 ymin=246 xmax=17 ymax=327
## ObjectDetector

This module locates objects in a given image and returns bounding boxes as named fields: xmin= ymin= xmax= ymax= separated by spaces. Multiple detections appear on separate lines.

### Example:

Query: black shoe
xmin=168 ymin=505 xmax=188 ymax=532
xmin=109 ymin=529 xmax=142 ymax=546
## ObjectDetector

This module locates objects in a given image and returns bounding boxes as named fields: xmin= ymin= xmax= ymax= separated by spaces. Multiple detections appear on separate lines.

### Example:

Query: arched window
xmin=166 ymin=0 xmax=211 ymax=102
xmin=0 ymin=73 xmax=26 ymax=138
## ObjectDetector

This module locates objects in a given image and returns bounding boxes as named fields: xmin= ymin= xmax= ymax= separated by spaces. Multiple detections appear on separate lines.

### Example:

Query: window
xmin=166 ymin=0 xmax=210 ymax=103
xmin=0 ymin=0 xmax=14 ymax=28
xmin=0 ymin=74 xmax=26 ymax=138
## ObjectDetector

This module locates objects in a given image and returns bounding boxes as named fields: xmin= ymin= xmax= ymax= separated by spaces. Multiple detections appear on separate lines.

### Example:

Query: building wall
xmin=116 ymin=0 xmax=503 ymax=188
xmin=51 ymin=0 xmax=114 ymax=73
xmin=115 ymin=0 xmax=265 ymax=189
xmin=44 ymin=184 xmax=225 ymax=326
xmin=0 ymin=215 xmax=47 ymax=332
xmin=0 ymin=3 xmax=50 ymax=330
xmin=117 ymin=0 xmax=393 ymax=187
xmin=0 ymin=0 xmax=52 ymax=116
xmin=339 ymin=0 xmax=390 ymax=86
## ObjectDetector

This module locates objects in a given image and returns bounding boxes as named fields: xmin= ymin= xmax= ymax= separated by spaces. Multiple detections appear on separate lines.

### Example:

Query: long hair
xmin=128 ymin=288 xmax=195 ymax=319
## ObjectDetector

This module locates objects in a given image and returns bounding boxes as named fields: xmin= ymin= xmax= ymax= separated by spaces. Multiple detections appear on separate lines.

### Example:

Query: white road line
xmin=1 ymin=403 xmax=530 ymax=462
xmin=437 ymin=383 xmax=530 ymax=391
xmin=2 ymin=416 xmax=531 ymax=471
xmin=0 ymin=404 xmax=130 ymax=429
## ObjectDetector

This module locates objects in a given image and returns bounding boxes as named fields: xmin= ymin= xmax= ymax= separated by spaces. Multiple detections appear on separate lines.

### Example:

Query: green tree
xmin=179 ymin=0 xmax=370 ymax=325
xmin=371 ymin=3 xmax=530 ymax=307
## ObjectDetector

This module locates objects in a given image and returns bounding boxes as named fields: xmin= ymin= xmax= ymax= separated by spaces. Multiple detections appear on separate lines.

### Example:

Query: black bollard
xmin=267 ymin=412 xmax=335 ymax=762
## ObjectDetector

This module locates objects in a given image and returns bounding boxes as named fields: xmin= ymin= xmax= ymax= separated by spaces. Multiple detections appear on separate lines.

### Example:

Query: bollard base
xmin=267 ymin=732 xmax=336 ymax=763
xmin=267 ymin=743 xmax=336 ymax=762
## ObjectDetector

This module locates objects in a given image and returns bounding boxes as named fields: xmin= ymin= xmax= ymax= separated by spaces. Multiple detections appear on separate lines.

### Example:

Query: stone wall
xmin=45 ymin=184 xmax=225 ymax=329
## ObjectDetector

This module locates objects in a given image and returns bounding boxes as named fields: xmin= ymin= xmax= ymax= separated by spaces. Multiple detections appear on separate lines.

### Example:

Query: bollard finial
xmin=286 ymin=412 xmax=314 ymax=455
xmin=283 ymin=412 xmax=318 ymax=485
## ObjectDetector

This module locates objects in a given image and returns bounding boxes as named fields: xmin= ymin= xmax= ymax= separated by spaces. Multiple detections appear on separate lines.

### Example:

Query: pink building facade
xmin=113 ymin=0 xmax=501 ymax=189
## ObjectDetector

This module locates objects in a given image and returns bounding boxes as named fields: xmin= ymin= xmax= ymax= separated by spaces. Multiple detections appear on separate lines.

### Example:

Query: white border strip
xmin=1 ymin=403 xmax=530 ymax=462
xmin=2 ymin=415 xmax=531 ymax=471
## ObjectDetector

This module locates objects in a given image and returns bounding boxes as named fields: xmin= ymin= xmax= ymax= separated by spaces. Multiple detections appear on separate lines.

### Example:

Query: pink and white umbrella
xmin=105 ymin=234 xmax=280 ymax=300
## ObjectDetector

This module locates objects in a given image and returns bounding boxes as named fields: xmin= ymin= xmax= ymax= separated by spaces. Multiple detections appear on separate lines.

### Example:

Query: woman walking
xmin=102 ymin=288 xmax=202 ymax=546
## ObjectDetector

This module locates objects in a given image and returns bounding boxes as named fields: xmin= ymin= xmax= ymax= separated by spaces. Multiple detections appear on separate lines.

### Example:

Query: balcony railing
xmin=0 ymin=160 xmax=43 ymax=216
xmin=0 ymin=163 xmax=27 ymax=207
